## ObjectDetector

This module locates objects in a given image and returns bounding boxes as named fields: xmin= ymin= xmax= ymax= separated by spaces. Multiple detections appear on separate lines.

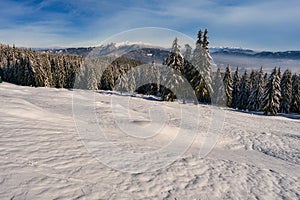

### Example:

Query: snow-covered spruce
xmin=237 ymin=70 xmax=250 ymax=110
xmin=261 ymin=68 xmax=281 ymax=115
xmin=212 ymin=68 xmax=226 ymax=106
xmin=191 ymin=29 xmax=214 ymax=102
xmin=290 ymin=74 xmax=300 ymax=113
xmin=183 ymin=44 xmax=192 ymax=62
xmin=280 ymin=69 xmax=292 ymax=114
xmin=223 ymin=65 xmax=233 ymax=107
xmin=247 ymin=67 xmax=265 ymax=111
xmin=162 ymin=37 xmax=185 ymax=101
xmin=231 ymin=67 xmax=241 ymax=109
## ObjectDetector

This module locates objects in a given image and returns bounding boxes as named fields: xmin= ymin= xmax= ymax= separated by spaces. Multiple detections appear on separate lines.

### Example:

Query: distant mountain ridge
xmin=31 ymin=43 xmax=300 ymax=71
xmin=35 ymin=44 xmax=300 ymax=60
xmin=210 ymin=47 xmax=300 ymax=60
xmin=36 ymin=42 xmax=168 ymax=58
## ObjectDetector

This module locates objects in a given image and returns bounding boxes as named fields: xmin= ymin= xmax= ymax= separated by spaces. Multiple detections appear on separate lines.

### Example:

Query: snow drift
xmin=0 ymin=82 xmax=299 ymax=199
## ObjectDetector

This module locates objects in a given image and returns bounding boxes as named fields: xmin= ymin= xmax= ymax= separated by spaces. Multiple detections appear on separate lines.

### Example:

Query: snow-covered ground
xmin=0 ymin=82 xmax=299 ymax=199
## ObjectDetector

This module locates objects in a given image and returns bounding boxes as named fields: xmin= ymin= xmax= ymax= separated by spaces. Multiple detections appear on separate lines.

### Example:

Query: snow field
xmin=0 ymin=82 xmax=299 ymax=199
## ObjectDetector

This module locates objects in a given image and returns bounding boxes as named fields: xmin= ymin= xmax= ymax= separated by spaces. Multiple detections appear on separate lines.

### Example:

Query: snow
xmin=0 ymin=82 xmax=299 ymax=199
xmin=114 ymin=41 xmax=154 ymax=48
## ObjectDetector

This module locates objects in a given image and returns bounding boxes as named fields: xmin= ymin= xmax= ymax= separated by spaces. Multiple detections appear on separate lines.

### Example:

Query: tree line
xmin=161 ymin=30 xmax=300 ymax=115
xmin=0 ymin=27 xmax=300 ymax=115
xmin=0 ymin=44 xmax=82 ymax=88
xmin=221 ymin=66 xmax=300 ymax=115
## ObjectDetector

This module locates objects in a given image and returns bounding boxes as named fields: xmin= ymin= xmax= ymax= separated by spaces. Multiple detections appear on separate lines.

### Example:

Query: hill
xmin=0 ymin=82 xmax=299 ymax=199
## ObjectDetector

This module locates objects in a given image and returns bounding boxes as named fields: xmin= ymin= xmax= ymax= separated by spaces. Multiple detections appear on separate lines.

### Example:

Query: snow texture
xmin=0 ymin=82 xmax=299 ymax=199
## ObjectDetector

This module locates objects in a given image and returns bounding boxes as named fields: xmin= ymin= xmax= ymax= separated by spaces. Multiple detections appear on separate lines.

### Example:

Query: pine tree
xmin=237 ymin=70 xmax=250 ymax=110
xmin=278 ymin=67 xmax=282 ymax=79
xmin=263 ymin=72 xmax=268 ymax=86
xmin=232 ymin=67 xmax=241 ymax=109
xmin=116 ymin=67 xmax=128 ymax=93
xmin=183 ymin=44 xmax=192 ymax=61
xmin=247 ymin=67 xmax=264 ymax=111
xmin=212 ymin=68 xmax=226 ymax=106
xmin=127 ymin=68 xmax=136 ymax=94
xmin=249 ymin=70 xmax=258 ymax=92
xmin=87 ymin=67 xmax=98 ymax=90
xmin=223 ymin=65 xmax=233 ymax=107
xmin=196 ymin=30 xmax=203 ymax=46
xmin=191 ymin=29 xmax=213 ymax=102
xmin=172 ymin=37 xmax=181 ymax=55
xmin=164 ymin=37 xmax=184 ymax=73
xmin=290 ymin=74 xmax=300 ymax=113
xmin=202 ymin=29 xmax=210 ymax=52
xmin=261 ymin=68 xmax=281 ymax=115
xmin=280 ymin=69 xmax=292 ymax=113
xmin=162 ymin=38 xmax=185 ymax=101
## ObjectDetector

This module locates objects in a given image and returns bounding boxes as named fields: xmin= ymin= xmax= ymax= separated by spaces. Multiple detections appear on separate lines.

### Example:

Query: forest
xmin=0 ymin=29 xmax=299 ymax=115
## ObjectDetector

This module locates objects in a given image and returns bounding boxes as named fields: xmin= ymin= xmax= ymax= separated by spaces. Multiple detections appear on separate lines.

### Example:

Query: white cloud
xmin=0 ymin=0 xmax=299 ymax=50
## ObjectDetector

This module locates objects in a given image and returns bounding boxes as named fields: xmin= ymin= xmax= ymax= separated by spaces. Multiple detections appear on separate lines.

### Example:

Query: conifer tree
xmin=249 ymin=70 xmax=258 ymax=92
xmin=162 ymin=37 xmax=185 ymax=101
xmin=191 ymin=29 xmax=213 ymax=102
xmin=87 ymin=67 xmax=98 ymax=90
xmin=232 ymin=67 xmax=241 ymax=109
xmin=164 ymin=37 xmax=184 ymax=73
xmin=247 ymin=67 xmax=264 ymax=111
xmin=261 ymin=68 xmax=281 ymax=115
xmin=196 ymin=30 xmax=203 ymax=46
xmin=212 ymin=68 xmax=226 ymax=106
xmin=290 ymin=74 xmax=300 ymax=113
xmin=223 ymin=65 xmax=233 ymax=107
xmin=238 ymin=70 xmax=250 ymax=110
xmin=202 ymin=29 xmax=209 ymax=52
xmin=278 ymin=67 xmax=281 ymax=79
xmin=263 ymin=72 xmax=268 ymax=86
xmin=183 ymin=44 xmax=192 ymax=61
xmin=172 ymin=37 xmax=181 ymax=55
xmin=280 ymin=69 xmax=292 ymax=113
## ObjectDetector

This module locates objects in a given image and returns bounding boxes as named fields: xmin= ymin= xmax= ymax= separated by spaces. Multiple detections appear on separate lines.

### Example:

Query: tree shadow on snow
xmin=227 ymin=108 xmax=300 ymax=120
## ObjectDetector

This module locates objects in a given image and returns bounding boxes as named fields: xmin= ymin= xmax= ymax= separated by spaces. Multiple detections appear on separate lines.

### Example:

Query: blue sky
xmin=0 ymin=0 xmax=299 ymax=51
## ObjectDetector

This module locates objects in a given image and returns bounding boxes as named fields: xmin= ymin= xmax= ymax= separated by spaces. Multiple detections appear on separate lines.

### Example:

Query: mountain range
xmin=35 ymin=43 xmax=300 ymax=72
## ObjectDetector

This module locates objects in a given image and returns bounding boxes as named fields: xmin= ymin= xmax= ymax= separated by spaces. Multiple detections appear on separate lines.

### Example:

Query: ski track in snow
xmin=0 ymin=82 xmax=299 ymax=199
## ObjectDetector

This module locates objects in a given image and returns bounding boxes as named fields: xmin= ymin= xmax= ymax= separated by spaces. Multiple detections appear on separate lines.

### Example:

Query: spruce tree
xmin=280 ymin=69 xmax=292 ymax=113
xmin=223 ymin=65 xmax=233 ymax=107
xmin=247 ymin=67 xmax=264 ymax=111
xmin=172 ymin=37 xmax=181 ymax=55
xmin=264 ymin=72 xmax=268 ymax=86
xmin=278 ymin=67 xmax=282 ymax=79
xmin=191 ymin=29 xmax=213 ymax=102
xmin=290 ymin=74 xmax=300 ymax=113
xmin=249 ymin=70 xmax=258 ymax=92
xmin=164 ymin=37 xmax=184 ymax=73
xmin=237 ymin=70 xmax=250 ymax=110
xmin=162 ymin=37 xmax=185 ymax=101
xmin=196 ymin=30 xmax=203 ymax=46
xmin=183 ymin=44 xmax=192 ymax=61
xmin=87 ymin=67 xmax=98 ymax=90
xmin=212 ymin=68 xmax=226 ymax=106
xmin=232 ymin=67 xmax=241 ymax=109
xmin=261 ymin=68 xmax=281 ymax=115
xmin=203 ymin=29 xmax=209 ymax=52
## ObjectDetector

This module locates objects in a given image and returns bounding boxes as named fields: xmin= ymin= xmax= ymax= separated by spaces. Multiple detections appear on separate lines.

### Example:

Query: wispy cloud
xmin=0 ymin=0 xmax=299 ymax=50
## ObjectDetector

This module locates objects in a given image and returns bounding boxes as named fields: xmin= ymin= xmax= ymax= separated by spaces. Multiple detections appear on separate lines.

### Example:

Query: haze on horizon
xmin=0 ymin=0 xmax=299 ymax=51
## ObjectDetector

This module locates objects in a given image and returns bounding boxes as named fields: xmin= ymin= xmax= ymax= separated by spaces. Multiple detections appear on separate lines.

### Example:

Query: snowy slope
xmin=0 ymin=82 xmax=299 ymax=199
